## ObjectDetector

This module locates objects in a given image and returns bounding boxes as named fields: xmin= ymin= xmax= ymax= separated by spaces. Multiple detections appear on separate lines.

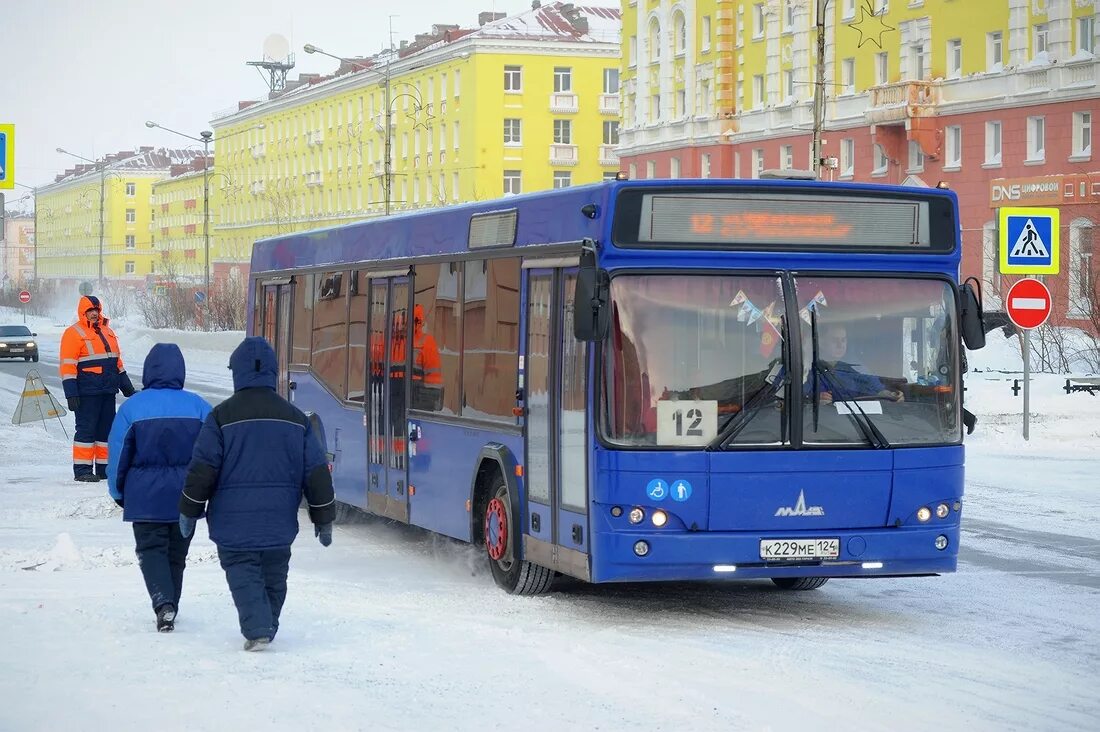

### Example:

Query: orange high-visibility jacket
xmin=60 ymin=295 xmax=127 ymax=399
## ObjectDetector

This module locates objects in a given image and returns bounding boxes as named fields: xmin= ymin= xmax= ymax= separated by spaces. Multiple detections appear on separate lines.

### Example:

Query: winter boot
xmin=243 ymin=637 xmax=271 ymax=652
xmin=74 ymin=474 xmax=101 ymax=483
xmin=155 ymin=604 xmax=176 ymax=633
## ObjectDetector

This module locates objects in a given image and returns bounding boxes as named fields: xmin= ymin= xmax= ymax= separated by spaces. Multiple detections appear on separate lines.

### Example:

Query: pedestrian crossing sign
xmin=999 ymin=206 xmax=1060 ymax=275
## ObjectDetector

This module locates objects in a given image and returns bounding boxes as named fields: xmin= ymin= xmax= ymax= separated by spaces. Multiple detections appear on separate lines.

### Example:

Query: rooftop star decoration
xmin=849 ymin=0 xmax=896 ymax=50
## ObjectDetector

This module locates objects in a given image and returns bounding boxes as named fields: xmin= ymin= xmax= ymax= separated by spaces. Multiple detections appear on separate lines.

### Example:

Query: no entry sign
xmin=1006 ymin=278 xmax=1052 ymax=330
xmin=18 ymin=290 xmax=31 ymax=304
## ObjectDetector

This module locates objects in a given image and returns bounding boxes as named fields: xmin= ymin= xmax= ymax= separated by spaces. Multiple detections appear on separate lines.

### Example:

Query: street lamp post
xmin=811 ymin=0 xmax=831 ymax=176
xmin=56 ymin=147 xmax=110 ymax=287
xmin=145 ymin=120 xmax=262 ymax=329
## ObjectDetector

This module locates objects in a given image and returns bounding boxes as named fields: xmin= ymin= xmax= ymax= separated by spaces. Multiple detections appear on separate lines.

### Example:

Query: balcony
xmin=599 ymin=93 xmax=620 ymax=114
xmin=306 ymin=130 xmax=325 ymax=146
xmin=599 ymin=145 xmax=619 ymax=166
xmin=549 ymin=144 xmax=579 ymax=166
xmin=251 ymin=143 xmax=266 ymax=159
xmin=549 ymin=93 xmax=579 ymax=113
xmin=865 ymin=80 xmax=941 ymax=125
xmin=250 ymin=180 xmax=266 ymax=195
xmin=306 ymin=171 xmax=324 ymax=187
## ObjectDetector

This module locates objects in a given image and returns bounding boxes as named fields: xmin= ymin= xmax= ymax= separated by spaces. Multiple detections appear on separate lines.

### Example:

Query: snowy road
xmin=0 ymin=312 xmax=1097 ymax=730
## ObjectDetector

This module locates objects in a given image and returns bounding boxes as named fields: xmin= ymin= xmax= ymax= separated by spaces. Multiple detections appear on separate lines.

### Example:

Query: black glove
xmin=113 ymin=497 xmax=124 ymax=509
xmin=119 ymin=372 xmax=137 ymax=398
xmin=315 ymin=522 xmax=333 ymax=547
xmin=66 ymin=397 xmax=80 ymax=411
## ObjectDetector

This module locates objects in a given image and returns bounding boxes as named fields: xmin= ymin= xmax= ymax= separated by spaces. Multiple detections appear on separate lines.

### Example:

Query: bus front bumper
xmin=590 ymin=525 xmax=959 ymax=583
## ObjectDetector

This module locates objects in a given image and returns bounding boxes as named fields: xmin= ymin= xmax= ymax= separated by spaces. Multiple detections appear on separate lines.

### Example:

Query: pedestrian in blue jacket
xmin=106 ymin=343 xmax=211 ymax=632
xmin=179 ymin=336 xmax=335 ymax=651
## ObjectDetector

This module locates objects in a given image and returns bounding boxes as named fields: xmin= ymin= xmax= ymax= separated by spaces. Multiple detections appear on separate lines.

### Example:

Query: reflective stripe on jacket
xmin=60 ymin=296 xmax=127 ymax=399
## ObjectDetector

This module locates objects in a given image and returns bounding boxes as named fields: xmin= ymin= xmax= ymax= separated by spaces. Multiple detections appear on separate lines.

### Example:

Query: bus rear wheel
xmin=484 ymin=478 xmax=553 ymax=595
xmin=771 ymin=577 xmax=829 ymax=591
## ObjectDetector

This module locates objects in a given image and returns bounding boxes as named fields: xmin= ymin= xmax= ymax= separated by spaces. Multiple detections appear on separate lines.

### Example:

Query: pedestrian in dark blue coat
xmin=179 ymin=336 xmax=335 ymax=651
xmin=106 ymin=343 xmax=211 ymax=632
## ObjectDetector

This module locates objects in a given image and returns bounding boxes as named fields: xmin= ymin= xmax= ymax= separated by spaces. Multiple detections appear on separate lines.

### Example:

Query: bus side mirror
xmin=959 ymin=280 xmax=986 ymax=350
xmin=574 ymin=248 xmax=610 ymax=342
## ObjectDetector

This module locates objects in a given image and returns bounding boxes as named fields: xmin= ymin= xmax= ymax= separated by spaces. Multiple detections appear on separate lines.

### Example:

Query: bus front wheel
xmin=484 ymin=478 xmax=553 ymax=595
xmin=771 ymin=577 xmax=829 ymax=591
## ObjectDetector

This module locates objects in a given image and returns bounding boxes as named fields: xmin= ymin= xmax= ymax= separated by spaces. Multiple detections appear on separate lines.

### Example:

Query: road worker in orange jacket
xmin=60 ymin=295 xmax=136 ymax=482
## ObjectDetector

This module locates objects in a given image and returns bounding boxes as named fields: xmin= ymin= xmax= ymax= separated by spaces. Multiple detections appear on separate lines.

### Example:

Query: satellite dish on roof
xmin=263 ymin=34 xmax=290 ymax=62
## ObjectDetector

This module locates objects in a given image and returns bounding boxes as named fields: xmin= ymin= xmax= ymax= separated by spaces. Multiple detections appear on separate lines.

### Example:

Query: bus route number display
xmin=656 ymin=400 xmax=718 ymax=446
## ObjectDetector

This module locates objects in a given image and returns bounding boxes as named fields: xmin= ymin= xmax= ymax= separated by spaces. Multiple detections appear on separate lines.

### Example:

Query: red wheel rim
xmin=485 ymin=497 xmax=508 ymax=561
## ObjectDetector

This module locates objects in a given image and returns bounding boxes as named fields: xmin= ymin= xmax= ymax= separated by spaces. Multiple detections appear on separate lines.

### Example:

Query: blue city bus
xmin=247 ymin=178 xmax=986 ymax=594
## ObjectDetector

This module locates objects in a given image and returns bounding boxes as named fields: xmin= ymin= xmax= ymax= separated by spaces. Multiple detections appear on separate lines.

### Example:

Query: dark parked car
xmin=0 ymin=325 xmax=39 ymax=362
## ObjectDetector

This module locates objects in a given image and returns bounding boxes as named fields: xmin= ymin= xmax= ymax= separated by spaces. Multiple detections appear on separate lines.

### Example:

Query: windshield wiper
xmin=809 ymin=310 xmax=890 ymax=449
xmin=708 ymin=315 xmax=789 ymax=450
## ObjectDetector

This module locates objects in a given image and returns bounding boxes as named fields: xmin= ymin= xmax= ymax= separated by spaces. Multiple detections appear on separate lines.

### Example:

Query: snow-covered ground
xmin=1 ymin=307 xmax=1098 ymax=731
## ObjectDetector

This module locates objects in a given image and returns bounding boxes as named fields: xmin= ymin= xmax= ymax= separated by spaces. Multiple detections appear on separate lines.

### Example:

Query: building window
xmin=452 ymin=172 xmax=459 ymax=200
xmin=843 ymin=0 xmax=856 ymax=20
xmin=701 ymin=16 xmax=712 ymax=52
xmin=670 ymin=157 xmax=681 ymax=179
xmin=603 ymin=68 xmax=620 ymax=94
xmin=701 ymin=153 xmax=712 ymax=178
xmin=629 ymin=163 xmax=638 ymax=179
xmin=454 ymin=69 xmax=461 ymax=98
xmin=603 ymin=120 xmax=620 ymax=145
xmin=783 ymin=70 xmax=795 ymax=99
xmin=910 ymin=42 xmax=926 ymax=79
xmin=753 ymin=74 xmax=765 ymax=108
xmin=503 ymin=170 xmax=522 ymax=196
xmin=841 ymin=58 xmax=855 ymax=94
xmin=947 ymin=39 xmax=962 ymax=78
xmin=988 ymin=31 xmax=1003 ymax=70
xmin=875 ymin=52 xmax=888 ymax=85
xmin=985 ymin=120 xmax=1002 ymax=165
xmin=1070 ymin=219 xmax=1095 ymax=316
xmin=453 ymin=121 xmax=460 ymax=151
xmin=753 ymin=4 xmax=765 ymax=39
xmin=781 ymin=144 xmax=794 ymax=169
xmin=674 ymin=11 xmax=687 ymax=54
xmin=840 ymin=138 xmax=854 ymax=177
xmin=1073 ymin=112 xmax=1092 ymax=158
xmin=1079 ymin=15 xmax=1095 ymax=55
xmin=675 ymin=88 xmax=687 ymax=118
xmin=751 ymin=148 xmax=764 ymax=178
xmin=503 ymin=118 xmax=521 ymax=145
xmin=554 ymin=67 xmax=572 ymax=93
xmin=553 ymin=119 xmax=572 ymax=145
xmin=504 ymin=65 xmax=522 ymax=92
xmin=1027 ymin=116 xmax=1046 ymax=161
xmin=125 ymin=208 xmax=136 ymax=224
xmin=629 ymin=36 xmax=637 ymax=67
xmin=945 ymin=126 xmax=962 ymax=168
xmin=699 ymin=79 xmax=712 ymax=114
xmin=872 ymin=143 xmax=888 ymax=174
xmin=648 ymin=19 xmax=661 ymax=62
xmin=1034 ymin=24 xmax=1048 ymax=56
xmin=125 ymin=182 xmax=136 ymax=196
xmin=646 ymin=160 xmax=656 ymax=179
xmin=125 ymin=261 xmax=135 ymax=274
xmin=908 ymin=140 xmax=924 ymax=171
xmin=982 ymin=221 xmax=1002 ymax=308
xmin=552 ymin=171 xmax=572 ymax=189
xmin=784 ymin=0 xmax=796 ymax=31
xmin=125 ymin=235 xmax=136 ymax=250
xmin=649 ymin=93 xmax=661 ymax=121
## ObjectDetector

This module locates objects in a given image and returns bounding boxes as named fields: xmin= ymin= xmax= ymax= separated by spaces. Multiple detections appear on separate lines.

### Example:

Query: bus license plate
xmin=760 ymin=538 xmax=839 ymax=561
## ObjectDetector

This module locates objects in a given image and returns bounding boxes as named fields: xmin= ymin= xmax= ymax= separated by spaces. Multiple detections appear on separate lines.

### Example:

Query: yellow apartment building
xmin=150 ymin=159 xmax=225 ymax=284
xmin=211 ymin=2 xmax=621 ymax=274
xmin=37 ymin=147 xmax=207 ymax=286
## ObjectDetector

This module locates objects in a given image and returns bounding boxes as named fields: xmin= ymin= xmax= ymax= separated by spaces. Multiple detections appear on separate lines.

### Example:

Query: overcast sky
xmin=1 ymin=0 xmax=525 ymax=194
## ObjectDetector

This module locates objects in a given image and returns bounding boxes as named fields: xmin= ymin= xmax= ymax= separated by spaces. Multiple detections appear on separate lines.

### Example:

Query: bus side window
xmin=462 ymin=258 xmax=520 ymax=420
xmin=291 ymin=273 xmax=314 ymax=368
xmin=312 ymin=271 xmax=349 ymax=397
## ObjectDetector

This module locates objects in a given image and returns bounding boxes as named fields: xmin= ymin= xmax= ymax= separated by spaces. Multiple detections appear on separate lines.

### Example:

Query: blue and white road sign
xmin=194 ymin=291 xmax=206 ymax=304
xmin=646 ymin=479 xmax=668 ymax=502
xmin=0 ymin=123 xmax=14 ymax=190
xmin=671 ymin=479 xmax=693 ymax=502
xmin=999 ymin=206 xmax=1060 ymax=275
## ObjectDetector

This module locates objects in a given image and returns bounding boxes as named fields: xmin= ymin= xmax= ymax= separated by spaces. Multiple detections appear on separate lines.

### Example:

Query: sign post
xmin=18 ymin=289 xmax=30 ymax=323
xmin=1005 ymin=278 xmax=1053 ymax=440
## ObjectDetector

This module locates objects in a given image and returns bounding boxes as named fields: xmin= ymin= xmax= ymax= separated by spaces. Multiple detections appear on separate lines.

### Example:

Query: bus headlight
xmin=628 ymin=507 xmax=645 ymax=524
xmin=935 ymin=535 xmax=949 ymax=550
xmin=633 ymin=540 xmax=650 ymax=557
xmin=916 ymin=506 xmax=932 ymax=523
xmin=651 ymin=510 xmax=668 ymax=527
xmin=935 ymin=503 xmax=950 ymax=519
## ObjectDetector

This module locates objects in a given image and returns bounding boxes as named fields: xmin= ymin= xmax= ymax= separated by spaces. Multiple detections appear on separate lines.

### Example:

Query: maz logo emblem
xmin=775 ymin=490 xmax=825 ymax=517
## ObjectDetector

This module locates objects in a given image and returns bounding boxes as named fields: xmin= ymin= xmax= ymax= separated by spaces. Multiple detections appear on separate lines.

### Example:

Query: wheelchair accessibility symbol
xmin=646 ymin=479 xmax=669 ymax=501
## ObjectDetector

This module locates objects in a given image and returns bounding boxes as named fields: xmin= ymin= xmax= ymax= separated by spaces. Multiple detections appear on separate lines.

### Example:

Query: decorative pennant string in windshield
xmin=729 ymin=291 xmax=828 ymax=357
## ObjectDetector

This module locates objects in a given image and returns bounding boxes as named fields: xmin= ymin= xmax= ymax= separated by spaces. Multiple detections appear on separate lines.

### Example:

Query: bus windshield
xmin=601 ymin=274 xmax=959 ymax=448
